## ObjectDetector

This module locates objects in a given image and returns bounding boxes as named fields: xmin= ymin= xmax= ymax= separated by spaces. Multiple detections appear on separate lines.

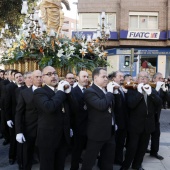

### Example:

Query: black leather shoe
xmin=120 ymin=167 xmax=128 ymax=170
xmin=150 ymin=153 xmax=164 ymax=160
xmin=3 ymin=140 xmax=9 ymax=145
xmin=18 ymin=164 xmax=23 ymax=170
xmin=146 ymin=149 xmax=150 ymax=153
xmin=114 ymin=160 xmax=123 ymax=166
xmin=132 ymin=167 xmax=145 ymax=170
xmin=9 ymin=159 xmax=15 ymax=165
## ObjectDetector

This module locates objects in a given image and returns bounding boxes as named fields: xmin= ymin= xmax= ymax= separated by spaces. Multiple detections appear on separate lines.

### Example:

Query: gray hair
xmin=23 ymin=72 xmax=32 ymax=79
xmin=152 ymin=72 xmax=162 ymax=80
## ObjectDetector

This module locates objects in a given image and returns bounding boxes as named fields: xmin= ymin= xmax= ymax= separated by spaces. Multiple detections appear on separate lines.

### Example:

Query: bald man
xmin=15 ymin=70 xmax=42 ymax=170
xmin=33 ymin=66 xmax=72 ymax=170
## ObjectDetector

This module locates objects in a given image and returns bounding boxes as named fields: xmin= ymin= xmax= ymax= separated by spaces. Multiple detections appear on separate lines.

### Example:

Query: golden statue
xmin=39 ymin=0 xmax=70 ymax=35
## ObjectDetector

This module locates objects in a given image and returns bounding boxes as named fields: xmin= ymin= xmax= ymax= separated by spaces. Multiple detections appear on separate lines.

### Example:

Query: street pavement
xmin=0 ymin=109 xmax=170 ymax=170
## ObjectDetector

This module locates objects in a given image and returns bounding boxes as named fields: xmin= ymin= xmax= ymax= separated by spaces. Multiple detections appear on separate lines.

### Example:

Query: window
xmin=79 ymin=13 xmax=116 ymax=31
xmin=129 ymin=12 xmax=158 ymax=30
xmin=71 ymin=23 xmax=74 ymax=29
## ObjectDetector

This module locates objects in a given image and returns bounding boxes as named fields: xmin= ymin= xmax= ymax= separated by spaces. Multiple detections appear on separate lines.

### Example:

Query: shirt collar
xmin=32 ymin=85 xmax=40 ymax=92
xmin=95 ymin=84 xmax=106 ymax=93
xmin=78 ymin=84 xmax=86 ymax=91
xmin=46 ymin=84 xmax=55 ymax=92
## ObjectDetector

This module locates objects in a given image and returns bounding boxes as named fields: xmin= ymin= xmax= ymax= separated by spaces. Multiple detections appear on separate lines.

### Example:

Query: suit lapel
xmin=43 ymin=85 xmax=55 ymax=97
xmin=92 ymin=84 xmax=105 ymax=98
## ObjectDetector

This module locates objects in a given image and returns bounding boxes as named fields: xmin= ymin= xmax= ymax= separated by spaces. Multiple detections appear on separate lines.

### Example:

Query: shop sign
xmin=127 ymin=31 xmax=160 ymax=39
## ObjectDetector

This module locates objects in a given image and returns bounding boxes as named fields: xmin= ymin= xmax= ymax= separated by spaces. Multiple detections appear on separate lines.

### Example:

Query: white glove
xmin=107 ymin=82 xmax=119 ymax=93
xmin=70 ymin=129 xmax=73 ymax=137
xmin=73 ymin=82 xmax=78 ymax=88
xmin=58 ymin=80 xmax=71 ymax=93
xmin=137 ymin=83 xmax=144 ymax=94
xmin=112 ymin=81 xmax=120 ymax=87
xmin=107 ymin=82 xmax=114 ymax=93
xmin=7 ymin=120 xmax=14 ymax=128
xmin=161 ymin=82 xmax=167 ymax=92
xmin=113 ymin=86 xmax=119 ymax=94
xmin=16 ymin=133 xmax=26 ymax=143
xmin=156 ymin=81 xmax=164 ymax=91
xmin=143 ymin=84 xmax=152 ymax=95
xmin=121 ymin=86 xmax=128 ymax=93
xmin=112 ymin=82 xmax=120 ymax=94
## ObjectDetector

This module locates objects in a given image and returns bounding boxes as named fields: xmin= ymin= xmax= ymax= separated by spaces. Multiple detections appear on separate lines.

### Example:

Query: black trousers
xmin=81 ymin=135 xmax=115 ymax=170
xmin=17 ymin=137 xmax=36 ymax=170
xmin=1 ymin=110 xmax=10 ymax=141
xmin=122 ymin=131 xmax=150 ymax=169
xmin=115 ymin=129 xmax=127 ymax=163
xmin=70 ymin=134 xmax=87 ymax=170
xmin=39 ymin=135 xmax=69 ymax=170
xmin=150 ymin=122 xmax=160 ymax=155
xmin=9 ymin=126 xmax=17 ymax=160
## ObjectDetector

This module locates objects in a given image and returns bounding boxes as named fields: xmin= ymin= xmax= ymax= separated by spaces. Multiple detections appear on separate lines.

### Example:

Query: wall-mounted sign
xmin=127 ymin=31 xmax=160 ymax=39
xmin=120 ymin=30 xmax=167 ymax=40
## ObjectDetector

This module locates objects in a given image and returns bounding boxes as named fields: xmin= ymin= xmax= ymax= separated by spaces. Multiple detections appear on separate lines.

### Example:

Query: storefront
xmin=107 ymin=48 xmax=170 ymax=78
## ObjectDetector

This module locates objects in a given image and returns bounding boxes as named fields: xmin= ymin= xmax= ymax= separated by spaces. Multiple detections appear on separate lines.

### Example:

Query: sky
xmin=62 ymin=0 xmax=78 ymax=20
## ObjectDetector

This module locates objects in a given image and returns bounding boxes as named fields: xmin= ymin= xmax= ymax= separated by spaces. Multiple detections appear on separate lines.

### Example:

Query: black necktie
xmin=54 ymin=88 xmax=57 ymax=93
xmin=82 ymin=88 xmax=86 ymax=93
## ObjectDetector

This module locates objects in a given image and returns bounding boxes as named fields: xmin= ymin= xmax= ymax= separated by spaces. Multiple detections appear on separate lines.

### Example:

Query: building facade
xmin=76 ymin=0 xmax=170 ymax=78
xmin=61 ymin=17 xmax=77 ymax=39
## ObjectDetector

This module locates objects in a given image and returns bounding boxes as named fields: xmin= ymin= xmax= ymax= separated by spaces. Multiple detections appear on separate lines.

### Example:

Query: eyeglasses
xmin=138 ymin=76 xmax=149 ymax=79
xmin=67 ymin=77 xmax=74 ymax=79
xmin=43 ymin=72 xmax=57 ymax=77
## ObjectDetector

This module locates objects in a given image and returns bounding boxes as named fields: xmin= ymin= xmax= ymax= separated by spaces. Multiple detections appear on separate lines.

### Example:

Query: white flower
xmin=57 ymin=49 xmax=64 ymax=58
xmin=94 ymin=47 xmax=101 ymax=53
xmin=69 ymin=45 xmax=76 ymax=51
xmin=79 ymin=48 xmax=87 ymax=56
xmin=81 ymin=42 xmax=87 ymax=49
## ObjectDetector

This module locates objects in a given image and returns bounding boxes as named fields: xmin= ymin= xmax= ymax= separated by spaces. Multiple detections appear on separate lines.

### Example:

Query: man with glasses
xmin=120 ymin=71 xmax=162 ymax=170
xmin=33 ymin=66 xmax=72 ymax=170
xmin=146 ymin=72 xmax=170 ymax=160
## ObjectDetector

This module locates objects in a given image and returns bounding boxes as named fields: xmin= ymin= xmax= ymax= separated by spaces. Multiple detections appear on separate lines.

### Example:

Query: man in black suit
xmin=5 ymin=70 xmax=23 ymax=165
xmin=108 ymin=71 xmax=129 ymax=165
xmin=81 ymin=67 xmax=120 ymax=170
xmin=15 ymin=70 xmax=42 ymax=170
xmin=147 ymin=72 xmax=170 ymax=160
xmin=70 ymin=70 xmax=89 ymax=170
xmin=120 ymin=71 xmax=162 ymax=170
xmin=33 ymin=66 xmax=71 ymax=170
xmin=15 ymin=71 xmax=33 ymax=102
xmin=0 ymin=70 xmax=12 ymax=145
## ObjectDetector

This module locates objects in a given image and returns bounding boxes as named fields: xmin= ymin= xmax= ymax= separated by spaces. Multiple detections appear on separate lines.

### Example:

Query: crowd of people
xmin=0 ymin=67 xmax=169 ymax=170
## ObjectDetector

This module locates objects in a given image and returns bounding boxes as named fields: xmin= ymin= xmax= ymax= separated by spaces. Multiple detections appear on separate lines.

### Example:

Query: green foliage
xmin=1 ymin=35 xmax=109 ymax=72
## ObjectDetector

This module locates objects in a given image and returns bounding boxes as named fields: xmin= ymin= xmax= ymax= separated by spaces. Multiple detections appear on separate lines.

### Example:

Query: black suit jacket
xmin=114 ymin=89 xmax=129 ymax=130
xmin=127 ymin=89 xmax=162 ymax=133
xmin=84 ymin=84 xmax=119 ymax=141
xmin=15 ymin=87 xmax=38 ymax=138
xmin=0 ymin=79 xmax=10 ymax=110
xmin=5 ymin=81 xmax=18 ymax=121
xmin=33 ymin=85 xmax=70 ymax=148
xmin=70 ymin=85 xmax=88 ymax=136
xmin=15 ymin=85 xmax=28 ymax=104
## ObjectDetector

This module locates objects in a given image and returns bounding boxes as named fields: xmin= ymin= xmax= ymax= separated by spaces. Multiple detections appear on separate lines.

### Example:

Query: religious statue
xmin=38 ymin=0 xmax=70 ymax=35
